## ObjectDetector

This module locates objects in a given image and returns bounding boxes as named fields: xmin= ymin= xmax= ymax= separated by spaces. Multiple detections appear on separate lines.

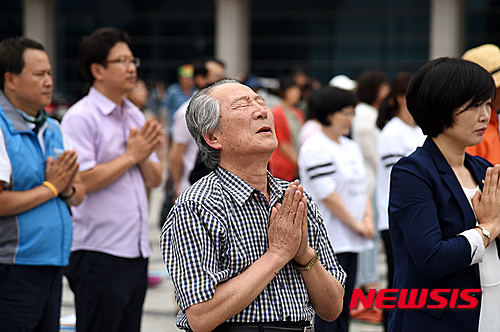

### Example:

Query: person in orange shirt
xmin=269 ymin=76 xmax=305 ymax=181
xmin=463 ymin=44 xmax=500 ymax=165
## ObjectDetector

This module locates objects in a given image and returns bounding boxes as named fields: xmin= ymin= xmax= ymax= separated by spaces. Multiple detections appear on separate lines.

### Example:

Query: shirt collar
xmin=88 ymin=87 xmax=136 ymax=116
xmin=215 ymin=167 xmax=255 ymax=206
xmin=215 ymin=166 xmax=285 ymax=207
xmin=267 ymin=172 xmax=286 ymax=207
xmin=0 ymin=92 xmax=45 ymax=132
xmin=16 ymin=107 xmax=47 ymax=126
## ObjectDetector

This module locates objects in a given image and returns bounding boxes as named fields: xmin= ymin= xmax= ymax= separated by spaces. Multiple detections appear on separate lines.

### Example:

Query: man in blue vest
xmin=0 ymin=37 xmax=85 ymax=331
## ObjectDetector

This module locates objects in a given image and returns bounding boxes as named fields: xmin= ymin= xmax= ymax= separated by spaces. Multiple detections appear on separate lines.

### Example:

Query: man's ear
xmin=3 ymin=72 xmax=17 ymax=91
xmin=203 ymin=131 xmax=223 ymax=150
xmin=90 ymin=63 xmax=104 ymax=82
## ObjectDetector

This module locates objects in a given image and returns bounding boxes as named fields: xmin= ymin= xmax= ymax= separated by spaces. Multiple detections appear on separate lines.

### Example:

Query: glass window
xmin=251 ymin=0 xmax=429 ymax=84
xmin=466 ymin=0 xmax=500 ymax=50
xmin=0 ymin=1 xmax=22 ymax=44
xmin=55 ymin=0 xmax=215 ymax=102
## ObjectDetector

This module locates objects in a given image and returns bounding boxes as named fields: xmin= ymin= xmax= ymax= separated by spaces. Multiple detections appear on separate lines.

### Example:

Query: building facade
xmin=1 ymin=0 xmax=499 ymax=102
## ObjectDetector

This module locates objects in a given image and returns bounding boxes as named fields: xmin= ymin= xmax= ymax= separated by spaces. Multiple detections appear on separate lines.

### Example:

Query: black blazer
xmin=388 ymin=137 xmax=499 ymax=332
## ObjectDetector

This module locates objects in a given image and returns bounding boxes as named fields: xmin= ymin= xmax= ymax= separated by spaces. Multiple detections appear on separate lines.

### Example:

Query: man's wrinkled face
xmin=208 ymin=83 xmax=278 ymax=159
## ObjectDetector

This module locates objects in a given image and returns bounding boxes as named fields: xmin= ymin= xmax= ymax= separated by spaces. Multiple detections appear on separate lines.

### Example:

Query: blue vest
xmin=0 ymin=94 xmax=72 ymax=266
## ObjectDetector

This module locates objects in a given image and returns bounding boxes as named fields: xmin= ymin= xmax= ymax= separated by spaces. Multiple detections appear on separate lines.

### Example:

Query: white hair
xmin=185 ymin=79 xmax=241 ymax=169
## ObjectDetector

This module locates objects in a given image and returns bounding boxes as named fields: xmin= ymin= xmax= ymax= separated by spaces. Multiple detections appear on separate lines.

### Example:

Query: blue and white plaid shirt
xmin=160 ymin=166 xmax=346 ymax=330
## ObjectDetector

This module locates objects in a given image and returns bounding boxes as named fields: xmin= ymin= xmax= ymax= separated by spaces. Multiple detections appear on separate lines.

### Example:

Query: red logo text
xmin=349 ymin=289 xmax=480 ymax=309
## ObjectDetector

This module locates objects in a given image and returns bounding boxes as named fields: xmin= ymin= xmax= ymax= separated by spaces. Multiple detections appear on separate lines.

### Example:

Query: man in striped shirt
xmin=161 ymin=79 xmax=346 ymax=332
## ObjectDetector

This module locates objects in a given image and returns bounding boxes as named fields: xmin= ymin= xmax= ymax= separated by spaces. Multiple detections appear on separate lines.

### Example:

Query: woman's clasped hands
xmin=473 ymin=164 xmax=500 ymax=245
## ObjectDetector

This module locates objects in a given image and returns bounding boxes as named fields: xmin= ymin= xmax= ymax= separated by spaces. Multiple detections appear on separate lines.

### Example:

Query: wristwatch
xmin=477 ymin=226 xmax=491 ymax=247
xmin=292 ymin=249 xmax=319 ymax=271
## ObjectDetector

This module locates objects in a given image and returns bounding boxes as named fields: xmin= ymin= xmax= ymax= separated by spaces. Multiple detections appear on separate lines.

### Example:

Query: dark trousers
xmin=315 ymin=252 xmax=357 ymax=332
xmin=381 ymin=230 xmax=394 ymax=332
xmin=0 ymin=264 xmax=63 ymax=332
xmin=64 ymin=250 xmax=148 ymax=332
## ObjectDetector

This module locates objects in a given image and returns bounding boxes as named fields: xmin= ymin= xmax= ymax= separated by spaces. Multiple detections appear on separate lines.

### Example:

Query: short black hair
xmin=356 ymin=71 xmax=388 ymax=105
xmin=193 ymin=57 xmax=225 ymax=77
xmin=0 ymin=37 xmax=45 ymax=92
xmin=278 ymin=76 xmax=297 ymax=98
xmin=78 ymin=27 xmax=133 ymax=85
xmin=406 ymin=57 xmax=496 ymax=137
xmin=310 ymin=86 xmax=357 ymax=126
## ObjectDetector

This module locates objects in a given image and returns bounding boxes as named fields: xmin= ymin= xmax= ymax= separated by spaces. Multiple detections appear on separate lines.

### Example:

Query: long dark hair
xmin=377 ymin=72 xmax=413 ymax=130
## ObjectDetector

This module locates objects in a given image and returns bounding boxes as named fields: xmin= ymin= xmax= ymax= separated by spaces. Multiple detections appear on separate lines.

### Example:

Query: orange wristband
xmin=42 ymin=181 xmax=58 ymax=197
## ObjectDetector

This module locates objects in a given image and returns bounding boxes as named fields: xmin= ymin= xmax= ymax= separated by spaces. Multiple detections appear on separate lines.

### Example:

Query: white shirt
xmin=352 ymin=102 xmax=380 ymax=193
xmin=171 ymin=98 xmax=199 ymax=195
xmin=299 ymin=132 xmax=374 ymax=253
xmin=459 ymin=185 xmax=500 ymax=332
xmin=298 ymin=119 xmax=321 ymax=146
xmin=376 ymin=117 xmax=425 ymax=231
xmin=0 ymin=128 xmax=11 ymax=185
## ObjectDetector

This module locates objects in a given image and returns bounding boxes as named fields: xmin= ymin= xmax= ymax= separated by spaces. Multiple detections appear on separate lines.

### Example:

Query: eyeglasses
xmin=99 ymin=57 xmax=141 ymax=68
xmin=339 ymin=109 xmax=355 ymax=118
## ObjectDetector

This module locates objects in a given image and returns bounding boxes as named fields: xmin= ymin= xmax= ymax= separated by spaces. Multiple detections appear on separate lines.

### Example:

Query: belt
xmin=212 ymin=322 xmax=314 ymax=332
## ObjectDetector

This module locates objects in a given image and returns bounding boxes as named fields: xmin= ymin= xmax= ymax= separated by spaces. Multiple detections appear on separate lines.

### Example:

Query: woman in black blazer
xmin=389 ymin=58 xmax=500 ymax=331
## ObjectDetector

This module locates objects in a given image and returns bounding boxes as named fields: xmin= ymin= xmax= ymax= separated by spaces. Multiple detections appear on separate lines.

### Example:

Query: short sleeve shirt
xmin=61 ymin=87 xmax=159 ymax=258
xmin=0 ymin=108 xmax=72 ymax=187
xmin=161 ymin=167 xmax=346 ymax=330
xmin=171 ymin=98 xmax=199 ymax=195
xmin=299 ymin=132 xmax=373 ymax=254
xmin=376 ymin=117 xmax=425 ymax=231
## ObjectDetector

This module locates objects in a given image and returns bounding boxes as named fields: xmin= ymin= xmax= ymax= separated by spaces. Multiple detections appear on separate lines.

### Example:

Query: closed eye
xmin=231 ymin=103 xmax=251 ymax=110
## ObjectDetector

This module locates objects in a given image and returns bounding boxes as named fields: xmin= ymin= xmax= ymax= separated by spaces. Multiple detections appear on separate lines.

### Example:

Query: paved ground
xmin=60 ymin=185 xmax=384 ymax=332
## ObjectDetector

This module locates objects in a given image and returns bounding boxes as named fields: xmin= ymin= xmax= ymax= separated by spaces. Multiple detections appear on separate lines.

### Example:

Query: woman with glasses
xmin=299 ymin=86 xmax=375 ymax=332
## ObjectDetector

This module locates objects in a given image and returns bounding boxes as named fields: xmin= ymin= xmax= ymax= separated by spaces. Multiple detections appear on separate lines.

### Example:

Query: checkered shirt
xmin=160 ymin=166 xmax=346 ymax=330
